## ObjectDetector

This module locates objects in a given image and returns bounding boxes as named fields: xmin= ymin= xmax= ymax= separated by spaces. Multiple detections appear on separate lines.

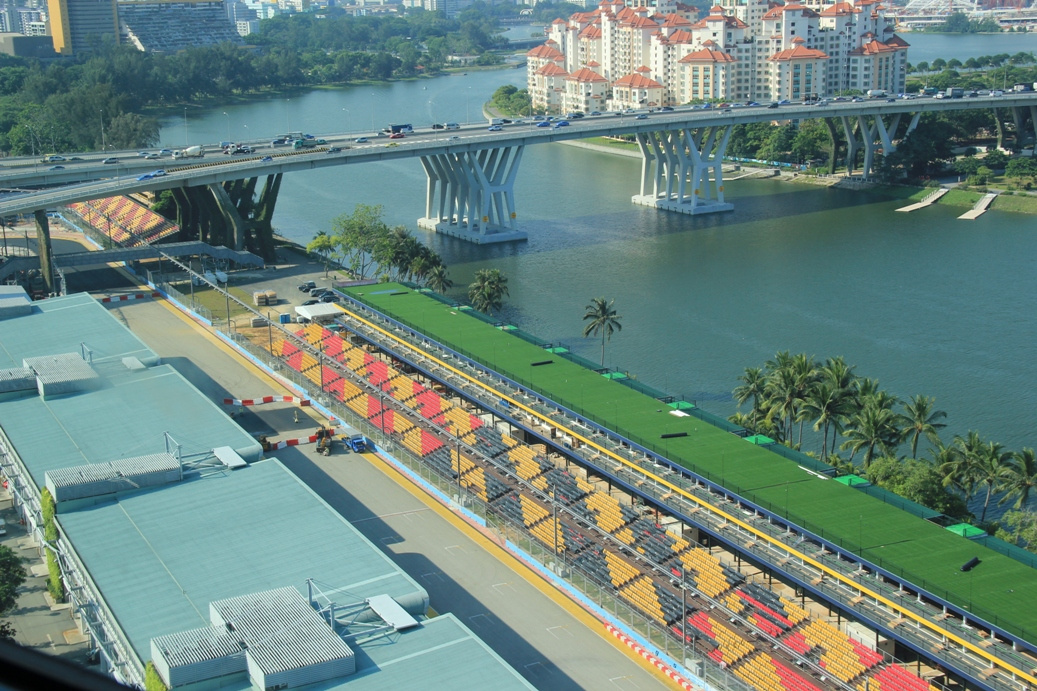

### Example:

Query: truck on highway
xmin=946 ymin=87 xmax=964 ymax=99
xmin=866 ymin=89 xmax=887 ymax=98
xmin=385 ymin=124 xmax=413 ymax=135
xmin=292 ymin=138 xmax=327 ymax=150
xmin=172 ymin=145 xmax=204 ymax=159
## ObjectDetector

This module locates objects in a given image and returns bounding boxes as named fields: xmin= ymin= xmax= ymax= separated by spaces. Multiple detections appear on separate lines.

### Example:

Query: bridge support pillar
xmin=848 ymin=113 xmax=919 ymax=180
xmin=1011 ymin=106 xmax=1037 ymax=152
xmin=417 ymin=146 xmax=527 ymax=244
xmin=33 ymin=210 xmax=56 ymax=295
xmin=630 ymin=126 xmax=734 ymax=215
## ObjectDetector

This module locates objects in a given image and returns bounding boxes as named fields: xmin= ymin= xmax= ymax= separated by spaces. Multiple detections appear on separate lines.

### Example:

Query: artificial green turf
xmin=345 ymin=284 xmax=1037 ymax=642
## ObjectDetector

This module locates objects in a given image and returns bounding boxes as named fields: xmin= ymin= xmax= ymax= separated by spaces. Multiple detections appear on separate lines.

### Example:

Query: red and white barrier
xmin=265 ymin=428 xmax=337 ymax=450
xmin=99 ymin=292 xmax=161 ymax=303
xmin=604 ymin=624 xmax=700 ymax=690
xmin=223 ymin=395 xmax=311 ymax=407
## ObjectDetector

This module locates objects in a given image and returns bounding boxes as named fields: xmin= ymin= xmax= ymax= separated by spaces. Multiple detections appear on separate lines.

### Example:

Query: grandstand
xmin=67 ymin=196 xmax=179 ymax=246
xmin=118 ymin=0 xmax=242 ymax=53
xmin=0 ymin=290 xmax=534 ymax=691
xmin=324 ymin=283 xmax=1037 ymax=691
xmin=259 ymin=301 xmax=958 ymax=691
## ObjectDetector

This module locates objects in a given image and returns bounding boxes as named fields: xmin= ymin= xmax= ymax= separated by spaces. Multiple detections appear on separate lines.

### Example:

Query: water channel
xmin=156 ymin=45 xmax=1037 ymax=504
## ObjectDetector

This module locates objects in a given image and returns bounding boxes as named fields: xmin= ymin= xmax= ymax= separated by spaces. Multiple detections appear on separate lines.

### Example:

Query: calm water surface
xmin=159 ymin=61 xmax=1037 ymax=501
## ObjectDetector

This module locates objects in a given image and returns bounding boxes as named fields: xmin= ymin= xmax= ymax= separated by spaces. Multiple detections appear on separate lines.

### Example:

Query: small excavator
xmin=315 ymin=426 xmax=334 ymax=456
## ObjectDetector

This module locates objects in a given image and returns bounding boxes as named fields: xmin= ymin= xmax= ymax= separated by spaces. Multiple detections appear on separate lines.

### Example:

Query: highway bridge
xmin=2 ymin=94 xmax=1036 ymax=292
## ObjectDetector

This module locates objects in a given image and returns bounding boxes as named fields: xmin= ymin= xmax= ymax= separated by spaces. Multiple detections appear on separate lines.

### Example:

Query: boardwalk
xmin=959 ymin=192 xmax=998 ymax=219
xmin=896 ymin=187 xmax=948 ymax=212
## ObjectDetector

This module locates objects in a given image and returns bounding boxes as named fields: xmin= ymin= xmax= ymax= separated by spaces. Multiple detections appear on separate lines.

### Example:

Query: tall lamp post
xmin=342 ymin=108 xmax=350 ymax=134
xmin=222 ymin=111 xmax=230 ymax=142
xmin=183 ymin=107 xmax=188 ymax=147
xmin=99 ymin=110 xmax=106 ymax=151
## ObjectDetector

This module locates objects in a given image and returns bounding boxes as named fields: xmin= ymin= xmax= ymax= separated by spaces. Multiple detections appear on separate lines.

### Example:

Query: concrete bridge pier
xmin=1010 ymin=106 xmax=1037 ymax=151
xmin=417 ymin=146 xmax=527 ymax=244
xmin=846 ymin=112 xmax=920 ymax=179
xmin=631 ymin=126 xmax=734 ymax=215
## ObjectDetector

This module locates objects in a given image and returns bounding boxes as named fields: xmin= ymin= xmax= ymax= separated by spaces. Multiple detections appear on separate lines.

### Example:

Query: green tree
xmin=0 ymin=545 xmax=25 ymax=640
xmin=995 ymin=510 xmax=1037 ymax=553
xmin=426 ymin=264 xmax=453 ymax=294
xmin=467 ymin=268 xmax=509 ymax=315
xmin=733 ymin=367 xmax=766 ymax=432
xmin=1000 ymin=448 xmax=1037 ymax=510
xmin=898 ymin=394 xmax=947 ymax=458
xmin=942 ymin=430 xmax=985 ymax=505
xmin=307 ymin=230 xmax=336 ymax=277
xmin=983 ymin=148 xmax=1008 ymax=169
xmin=840 ymin=402 xmax=902 ymax=468
xmin=582 ymin=297 xmax=623 ymax=368
xmin=973 ymin=441 xmax=1013 ymax=522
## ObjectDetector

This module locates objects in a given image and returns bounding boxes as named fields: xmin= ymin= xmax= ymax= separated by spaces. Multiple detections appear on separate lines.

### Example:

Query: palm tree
xmin=467 ymin=269 xmax=509 ymax=316
xmin=426 ymin=264 xmax=453 ymax=294
xmin=582 ymin=297 xmax=623 ymax=368
xmin=764 ymin=365 xmax=800 ymax=445
xmin=898 ymin=395 xmax=947 ymax=459
xmin=942 ymin=431 xmax=985 ymax=505
xmin=840 ymin=402 xmax=902 ymax=468
xmin=733 ymin=367 xmax=766 ymax=433
xmin=973 ymin=441 xmax=1013 ymax=523
xmin=790 ymin=353 xmax=819 ymax=448
xmin=799 ymin=380 xmax=853 ymax=461
xmin=1000 ymin=448 xmax=1037 ymax=510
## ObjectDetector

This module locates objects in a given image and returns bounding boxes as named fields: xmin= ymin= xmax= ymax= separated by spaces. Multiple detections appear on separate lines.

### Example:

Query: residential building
xmin=47 ymin=0 xmax=118 ymax=55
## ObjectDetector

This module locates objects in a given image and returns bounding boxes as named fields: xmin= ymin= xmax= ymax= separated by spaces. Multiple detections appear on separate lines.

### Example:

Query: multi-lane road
xmin=1 ymin=92 xmax=1035 ymax=218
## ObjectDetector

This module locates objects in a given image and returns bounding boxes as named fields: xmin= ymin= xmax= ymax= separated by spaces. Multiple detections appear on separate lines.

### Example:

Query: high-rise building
xmin=47 ymin=0 xmax=118 ymax=54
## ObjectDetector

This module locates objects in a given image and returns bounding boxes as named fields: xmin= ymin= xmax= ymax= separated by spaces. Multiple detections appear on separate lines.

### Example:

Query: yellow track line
xmin=334 ymin=301 xmax=1037 ymax=686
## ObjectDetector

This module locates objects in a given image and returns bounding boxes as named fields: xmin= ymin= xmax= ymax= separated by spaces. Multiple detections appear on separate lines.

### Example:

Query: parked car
xmin=310 ymin=287 xmax=328 ymax=297
xmin=319 ymin=294 xmax=340 ymax=303
xmin=302 ymin=299 xmax=320 ymax=306
xmin=298 ymin=281 xmax=316 ymax=292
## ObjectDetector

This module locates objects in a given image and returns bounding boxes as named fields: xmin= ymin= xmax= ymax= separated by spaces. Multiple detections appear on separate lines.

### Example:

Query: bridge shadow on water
xmin=432 ymin=180 xmax=905 ymax=266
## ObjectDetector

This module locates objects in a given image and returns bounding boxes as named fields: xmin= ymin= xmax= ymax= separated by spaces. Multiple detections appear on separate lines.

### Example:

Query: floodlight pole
xmin=681 ymin=566 xmax=687 ymax=666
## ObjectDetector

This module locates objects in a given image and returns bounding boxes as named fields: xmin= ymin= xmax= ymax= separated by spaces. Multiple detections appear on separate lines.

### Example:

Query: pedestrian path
xmin=896 ymin=187 xmax=948 ymax=212
xmin=959 ymin=192 xmax=998 ymax=219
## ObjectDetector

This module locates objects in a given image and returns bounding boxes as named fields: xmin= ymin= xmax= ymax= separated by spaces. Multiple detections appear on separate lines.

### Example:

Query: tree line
xmin=0 ymin=8 xmax=510 ymax=155
xmin=730 ymin=352 xmax=1037 ymax=549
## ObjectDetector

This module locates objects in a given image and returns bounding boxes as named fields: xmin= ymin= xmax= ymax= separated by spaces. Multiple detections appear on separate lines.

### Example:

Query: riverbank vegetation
xmin=923 ymin=11 xmax=1002 ymax=33
xmin=0 ymin=8 xmax=513 ymax=154
xmin=730 ymin=351 xmax=1037 ymax=550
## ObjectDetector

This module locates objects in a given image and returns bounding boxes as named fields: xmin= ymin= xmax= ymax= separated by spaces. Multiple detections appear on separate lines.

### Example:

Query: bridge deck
xmin=343 ymin=282 xmax=1037 ymax=646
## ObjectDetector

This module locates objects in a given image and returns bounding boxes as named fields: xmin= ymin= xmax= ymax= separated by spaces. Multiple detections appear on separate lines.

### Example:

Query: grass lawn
xmin=938 ymin=188 xmax=982 ymax=207
xmin=990 ymin=191 xmax=1037 ymax=214
xmin=171 ymin=281 xmax=256 ymax=320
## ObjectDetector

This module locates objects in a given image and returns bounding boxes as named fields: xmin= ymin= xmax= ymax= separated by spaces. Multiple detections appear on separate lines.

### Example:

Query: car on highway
xmin=449 ymin=135 xmax=461 ymax=140
xmin=136 ymin=173 xmax=153 ymax=181
xmin=389 ymin=132 xmax=405 ymax=139
xmin=487 ymin=125 xmax=503 ymax=131
xmin=151 ymin=170 xmax=166 ymax=177
xmin=137 ymin=151 xmax=151 ymax=157
xmin=635 ymin=114 xmax=648 ymax=119
xmin=768 ymin=102 xmax=779 ymax=109
xmin=144 ymin=153 xmax=159 ymax=160
xmin=326 ymin=147 xmax=342 ymax=153
xmin=48 ymin=165 xmax=65 ymax=170
xmin=44 ymin=155 xmax=66 ymax=162
xmin=431 ymin=123 xmax=445 ymax=129
xmin=159 ymin=149 xmax=172 ymax=155
xmin=354 ymin=137 xmax=368 ymax=143
xmin=261 ymin=156 xmax=274 ymax=162
xmin=536 ymin=121 xmax=551 ymax=128
xmin=590 ymin=111 xmax=602 ymax=116
xmin=886 ymin=98 xmax=897 ymax=103
xmin=102 ymin=157 xmax=119 ymax=164
xmin=303 ymin=134 xmax=315 ymax=140
xmin=659 ymin=106 xmax=674 ymax=112
xmin=552 ymin=120 xmax=570 ymax=128
xmin=851 ymin=97 xmax=864 ymax=102
xmin=746 ymin=101 xmax=760 ymax=107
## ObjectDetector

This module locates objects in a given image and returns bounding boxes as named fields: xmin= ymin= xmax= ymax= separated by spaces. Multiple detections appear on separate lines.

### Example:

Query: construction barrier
xmin=604 ymin=623 xmax=701 ymax=690
xmin=223 ymin=395 xmax=311 ymax=407
xmin=98 ymin=292 xmax=161 ymax=303
xmin=265 ymin=429 xmax=337 ymax=451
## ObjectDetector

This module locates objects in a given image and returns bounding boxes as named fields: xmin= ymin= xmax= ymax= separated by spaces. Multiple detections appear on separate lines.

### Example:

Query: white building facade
xmin=528 ymin=0 xmax=906 ymax=112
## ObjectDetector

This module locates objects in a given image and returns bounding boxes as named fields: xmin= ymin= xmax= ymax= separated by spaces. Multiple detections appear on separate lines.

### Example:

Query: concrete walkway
xmin=896 ymin=187 xmax=948 ymax=212
xmin=959 ymin=192 xmax=998 ymax=219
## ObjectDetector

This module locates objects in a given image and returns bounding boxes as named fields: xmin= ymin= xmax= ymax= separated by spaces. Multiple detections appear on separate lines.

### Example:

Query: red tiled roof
xmin=567 ymin=67 xmax=609 ymax=82
xmin=679 ymin=46 xmax=737 ymax=63
xmin=768 ymin=43 xmax=828 ymax=60
xmin=820 ymin=2 xmax=859 ymax=16
xmin=613 ymin=72 xmax=664 ymax=89
xmin=527 ymin=43 xmax=565 ymax=60
xmin=537 ymin=63 xmax=569 ymax=76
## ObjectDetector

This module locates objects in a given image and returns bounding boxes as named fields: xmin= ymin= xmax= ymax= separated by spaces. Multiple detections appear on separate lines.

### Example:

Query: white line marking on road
xmin=546 ymin=625 xmax=573 ymax=639
xmin=445 ymin=544 xmax=466 ymax=555
xmin=351 ymin=508 xmax=429 ymax=524
xmin=609 ymin=675 xmax=640 ymax=689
